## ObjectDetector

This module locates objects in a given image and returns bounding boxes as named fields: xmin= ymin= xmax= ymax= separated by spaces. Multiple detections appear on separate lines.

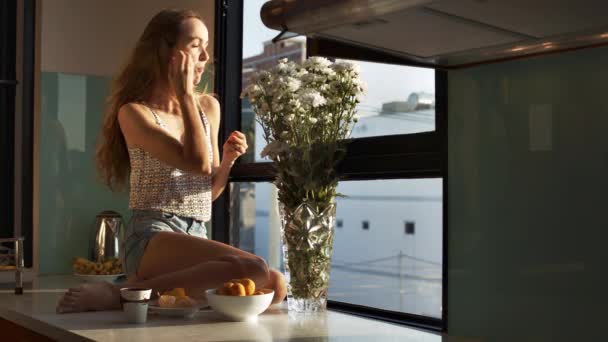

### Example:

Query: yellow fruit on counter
xmin=72 ymin=256 xmax=123 ymax=275
xmin=157 ymin=293 xmax=196 ymax=308
xmin=158 ymin=295 xmax=176 ymax=307
xmin=163 ymin=288 xmax=187 ymax=298
xmin=229 ymin=282 xmax=246 ymax=296
xmin=238 ymin=278 xmax=255 ymax=295
xmin=217 ymin=278 xmax=263 ymax=296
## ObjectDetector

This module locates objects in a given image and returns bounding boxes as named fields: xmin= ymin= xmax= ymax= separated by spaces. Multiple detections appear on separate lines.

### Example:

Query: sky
xmin=241 ymin=0 xmax=435 ymax=110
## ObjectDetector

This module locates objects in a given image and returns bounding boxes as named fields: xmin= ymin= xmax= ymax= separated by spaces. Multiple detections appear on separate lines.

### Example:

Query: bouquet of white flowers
xmin=241 ymin=56 xmax=366 ymax=312
xmin=242 ymin=57 xmax=365 ymax=213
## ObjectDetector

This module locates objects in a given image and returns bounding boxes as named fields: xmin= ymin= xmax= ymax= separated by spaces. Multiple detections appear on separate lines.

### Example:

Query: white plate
xmin=74 ymin=273 xmax=126 ymax=283
xmin=148 ymin=299 xmax=208 ymax=318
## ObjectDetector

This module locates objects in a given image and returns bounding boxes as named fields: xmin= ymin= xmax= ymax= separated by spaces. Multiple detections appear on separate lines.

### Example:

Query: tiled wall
xmin=448 ymin=46 xmax=607 ymax=340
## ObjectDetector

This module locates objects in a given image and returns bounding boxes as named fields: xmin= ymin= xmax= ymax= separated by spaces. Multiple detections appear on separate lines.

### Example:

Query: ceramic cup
xmin=120 ymin=287 xmax=152 ymax=324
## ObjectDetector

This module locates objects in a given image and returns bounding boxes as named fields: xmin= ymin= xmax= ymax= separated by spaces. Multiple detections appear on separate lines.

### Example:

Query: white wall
xmin=41 ymin=0 xmax=215 ymax=76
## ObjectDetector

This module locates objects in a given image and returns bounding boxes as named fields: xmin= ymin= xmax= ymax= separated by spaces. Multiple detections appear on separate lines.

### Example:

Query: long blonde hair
xmin=96 ymin=9 xmax=204 ymax=191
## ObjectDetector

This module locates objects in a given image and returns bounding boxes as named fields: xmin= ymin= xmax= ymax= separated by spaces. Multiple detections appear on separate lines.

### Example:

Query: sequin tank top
xmin=127 ymin=106 xmax=213 ymax=221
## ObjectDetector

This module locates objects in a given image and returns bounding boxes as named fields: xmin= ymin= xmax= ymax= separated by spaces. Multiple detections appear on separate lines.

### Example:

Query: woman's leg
xmin=134 ymin=231 xmax=286 ymax=301
xmin=57 ymin=232 xmax=287 ymax=313
xmin=135 ymin=231 xmax=266 ymax=282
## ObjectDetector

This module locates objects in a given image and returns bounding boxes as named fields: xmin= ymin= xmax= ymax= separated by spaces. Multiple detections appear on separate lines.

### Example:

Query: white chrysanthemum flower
xmin=352 ymin=78 xmax=367 ymax=93
xmin=331 ymin=61 xmax=361 ymax=75
xmin=299 ymin=90 xmax=326 ymax=108
xmin=284 ymin=114 xmax=295 ymax=122
xmin=296 ymin=68 xmax=308 ymax=78
xmin=303 ymin=56 xmax=331 ymax=69
xmin=309 ymin=117 xmax=318 ymax=124
xmin=312 ymin=94 xmax=326 ymax=107
xmin=286 ymin=78 xmax=301 ymax=92
xmin=320 ymin=67 xmax=336 ymax=77
xmin=276 ymin=63 xmax=288 ymax=71
xmin=260 ymin=140 xmax=288 ymax=160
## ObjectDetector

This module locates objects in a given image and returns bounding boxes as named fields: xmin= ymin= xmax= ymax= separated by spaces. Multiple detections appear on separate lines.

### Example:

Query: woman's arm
xmin=211 ymin=160 xmax=233 ymax=201
xmin=117 ymin=97 xmax=212 ymax=175
xmin=201 ymin=95 xmax=248 ymax=201
xmin=118 ymin=52 xmax=213 ymax=175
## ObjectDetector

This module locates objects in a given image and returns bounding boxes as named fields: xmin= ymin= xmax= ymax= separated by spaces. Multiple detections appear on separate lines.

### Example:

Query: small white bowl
xmin=205 ymin=288 xmax=274 ymax=321
xmin=74 ymin=273 xmax=125 ymax=284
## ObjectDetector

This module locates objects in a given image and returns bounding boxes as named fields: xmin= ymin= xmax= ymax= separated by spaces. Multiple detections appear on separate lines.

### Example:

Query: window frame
xmin=214 ymin=0 xmax=448 ymax=333
xmin=1 ymin=1 xmax=18 ymax=243
xmin=5 ymin=0 xmax=35 ymax=268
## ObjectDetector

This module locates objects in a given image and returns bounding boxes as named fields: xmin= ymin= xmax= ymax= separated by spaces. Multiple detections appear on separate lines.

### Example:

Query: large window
xmin=215 ymin=0 xmax=446 ymax=331
xmin=339 ymin=59 xmax=435 ymax=139
xmin=230 ymin=179 xmax=443 ymax=318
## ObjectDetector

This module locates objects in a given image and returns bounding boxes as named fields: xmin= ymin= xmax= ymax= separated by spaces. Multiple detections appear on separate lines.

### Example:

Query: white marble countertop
xmin=0 ymin=275 xmax=443 ymax=341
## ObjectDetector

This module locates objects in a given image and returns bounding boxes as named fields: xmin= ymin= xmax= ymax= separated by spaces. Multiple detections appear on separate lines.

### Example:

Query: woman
xmin=57 ymin=8 xmax=286 ymax=313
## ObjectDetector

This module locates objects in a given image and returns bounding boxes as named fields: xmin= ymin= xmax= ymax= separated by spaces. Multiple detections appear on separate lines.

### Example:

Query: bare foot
xmin=56 ymin=282 xmax=121 ymax=314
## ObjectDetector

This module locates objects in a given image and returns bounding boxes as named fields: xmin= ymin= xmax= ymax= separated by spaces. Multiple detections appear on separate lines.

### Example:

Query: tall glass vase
xmin=279 ymin=201 xmax=336 ymax=313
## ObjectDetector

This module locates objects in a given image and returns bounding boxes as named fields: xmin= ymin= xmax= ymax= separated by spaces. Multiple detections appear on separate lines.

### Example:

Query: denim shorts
xmin=121 ymin=209 xmax=208 ymax=277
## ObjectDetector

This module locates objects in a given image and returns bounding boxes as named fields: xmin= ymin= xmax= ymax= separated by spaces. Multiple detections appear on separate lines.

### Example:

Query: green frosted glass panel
xmin=448 ymin=47 xmax=607 ymax=340
xmin=39 ymin=72 xmax=129 ymax=275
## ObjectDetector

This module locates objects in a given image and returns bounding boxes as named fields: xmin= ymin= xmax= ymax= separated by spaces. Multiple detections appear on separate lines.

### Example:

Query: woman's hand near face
xmin=222 ymin=131 xmax=248 ymax=165
xmin=169 ymin=50 xmax=196 ymax=98
xmin=193 ymin=64 xmax=204 ymax=86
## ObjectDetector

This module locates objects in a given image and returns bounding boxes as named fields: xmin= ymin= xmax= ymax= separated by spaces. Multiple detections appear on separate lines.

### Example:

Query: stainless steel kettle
xmin=91 ymin=211 xmax=123 ymax=263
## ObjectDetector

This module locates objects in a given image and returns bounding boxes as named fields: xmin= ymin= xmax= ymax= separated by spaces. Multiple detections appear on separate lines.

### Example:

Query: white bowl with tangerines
xmin=206 ymin=278 xmax=274 ymax=321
